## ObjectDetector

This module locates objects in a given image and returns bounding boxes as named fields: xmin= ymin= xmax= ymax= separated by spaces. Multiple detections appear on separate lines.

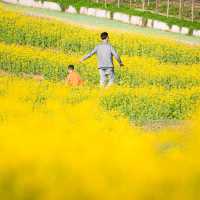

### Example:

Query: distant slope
xmin=1 ymin=1 xmax=200 ymax=45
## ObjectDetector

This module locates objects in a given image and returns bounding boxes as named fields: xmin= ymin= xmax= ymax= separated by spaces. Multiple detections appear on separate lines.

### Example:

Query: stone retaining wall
xmin=130 ymin=16 xmax=143 ymax=26
xmin=2 ymin=0 xmax=17 ymax=4
xmin=65 ymin=5 xmax=77 ymax=14
xmin=153 ymin=20 xmax=170 ymax=31
xmin=18 ymin=0 xmax=34 ymax=7
xmin=113 ymin=12 xmax=130 ymax=23
xmin=42 ymin=1 xmax=61 ymax=11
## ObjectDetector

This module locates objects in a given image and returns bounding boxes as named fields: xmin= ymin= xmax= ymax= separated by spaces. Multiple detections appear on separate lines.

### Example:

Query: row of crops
xmin=1 ymin=42 xmax=200 ymax=88
xmin=0 ymin=6 xmax=200 ymax=124
xmin=1 ymin=75 xmax=200 ymax=200
xmin=0 ymin=39 xmax=200 ymax=123
xmin=0 ymin=7 xmax=200 ymax=64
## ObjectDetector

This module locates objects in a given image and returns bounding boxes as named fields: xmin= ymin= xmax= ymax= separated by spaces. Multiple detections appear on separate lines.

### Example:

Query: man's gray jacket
xmin=82 ymin=41 xmax=122 ymax=69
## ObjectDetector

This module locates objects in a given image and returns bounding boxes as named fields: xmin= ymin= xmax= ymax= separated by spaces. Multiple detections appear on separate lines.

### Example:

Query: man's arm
xmin=111 ymin=46 xmax=123 ymax=66
xmin=80 ymin=46 xmax=98 ymax=62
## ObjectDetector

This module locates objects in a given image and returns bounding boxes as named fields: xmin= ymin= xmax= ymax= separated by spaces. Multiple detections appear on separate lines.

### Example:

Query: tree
xmin=179 ymin=0 xmax=182 ymax=18
xmin=167 ymin=0 xmax=170 ymax=17
xmin=156 ymin=0 xmax=160 ymax=11
xmin=191 ymin=0 xmax=195 ymax=21
xmin=118 ymin=0 xmax=120 ymax=8
xmin=142 ymin=0 xmax=146 ymax=10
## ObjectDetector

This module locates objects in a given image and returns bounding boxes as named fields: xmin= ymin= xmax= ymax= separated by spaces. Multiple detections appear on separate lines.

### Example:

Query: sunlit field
xmin=1 ymin=4 xmax=200 ymax=200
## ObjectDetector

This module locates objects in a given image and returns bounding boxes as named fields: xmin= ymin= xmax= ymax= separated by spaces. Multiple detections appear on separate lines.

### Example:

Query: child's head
xmin=101 ymin=32 xmax=109 ymax=41
xmin=68 ymin=64 xmax=74 ymax=73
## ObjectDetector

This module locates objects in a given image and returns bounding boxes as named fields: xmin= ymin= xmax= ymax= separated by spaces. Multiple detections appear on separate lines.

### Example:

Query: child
xmin=80 ymin=32 xmax=123 ymax=87
xmin=65 ymin=65 xmax=83 ymax=86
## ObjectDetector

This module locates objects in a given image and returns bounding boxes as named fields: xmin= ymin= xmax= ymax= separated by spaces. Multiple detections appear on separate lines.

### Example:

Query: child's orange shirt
xmin=66 ymin=71 xmax=83 ymax=86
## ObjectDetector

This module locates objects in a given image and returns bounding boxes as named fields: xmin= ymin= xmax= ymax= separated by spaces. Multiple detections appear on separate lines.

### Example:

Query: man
xmin=80 ymin=32 xmax=123 ymax=87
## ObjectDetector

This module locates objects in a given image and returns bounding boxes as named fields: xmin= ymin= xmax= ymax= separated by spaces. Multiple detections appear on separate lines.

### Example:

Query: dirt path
xmin=142 ymin=120 xmax=192 ymax=132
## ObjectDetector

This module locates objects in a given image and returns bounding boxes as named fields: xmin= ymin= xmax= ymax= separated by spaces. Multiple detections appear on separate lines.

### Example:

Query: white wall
xmin=2 ymin=0 xmax=17 ymax=4
xmin=153 ymin=20 xmax=169 ymax=31
xmin=181 ymin=27 xmax=189 ymax=35
xmin=171 ymin=25 xmax=180 ymax=33
xmin=32 ymin=1 xmax=43 ymax=8
xmin=18 ymin=0 xmax=35 ymax=7
xmin=96 ymin=9 xmax=109 ymax=19
xmin=80 ymin=7 xmax=88 ymax=15
xmin=147 ymin=19 xmax=153 ymax=28
xmin=113 ymin=12 xmax=129 ymax=23
xmin=65 ymin=5 xmax=77 ymax=14
xmin=80 ymin=7 xmax=110 ymax=19
xmin=193 ymin=30 xmax=200 ymax=37
xmin=87 ymin=8 xmax=96 ymax=16
xmin=130 ymin=16 xmax=143 ymax=26
xmin=42 ymin=1 xmax=61 ymax=11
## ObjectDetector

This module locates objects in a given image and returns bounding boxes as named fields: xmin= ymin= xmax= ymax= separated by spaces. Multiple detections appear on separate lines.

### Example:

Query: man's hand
xmin=79 ymin=58 xmax=84 ymax=64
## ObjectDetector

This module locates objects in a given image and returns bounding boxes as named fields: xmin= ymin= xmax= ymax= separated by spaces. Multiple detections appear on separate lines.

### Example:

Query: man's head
xmin=68 ymin=64 xmax=74 ymax=74
xmin=101 ymin=32 xmax=109 ymax=41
